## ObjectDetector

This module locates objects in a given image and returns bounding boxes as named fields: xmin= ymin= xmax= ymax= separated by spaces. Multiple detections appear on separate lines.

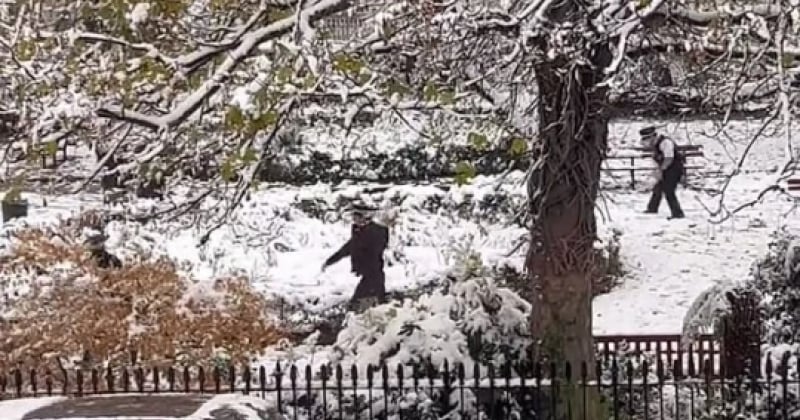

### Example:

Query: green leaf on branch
xmin=268 ymin=8 xmax=293 ymax=21
xmin=245 ymin=110 xmax=278 ymax=136
xmin=423 ymin=82 xmax=438 ymax=102
xmin=468 ymin=132 xmax=488 ymax=151
xmin=509 ymin=138 xmax=528 ymax=157
xmin=382 ymin=79 xmax=411 ymax=97
xmin=187 ymin=74 xmax=204 ymax=89
xmin=333 ymin=54 xmax=363 ymax=77
xmin=454 ymin=161 xmax=477 ymax=186
xmin=303 ymin=74 xmax=317 ymax=89
xmin=224 ymin=106 xmax=246 ymax=131
xmin=14 ymin=39 xmax=36 ymax=61
xmin=240 ymin=147 xmax=259 ymax=164
xmin=357 ymin=72 xmax=372 ymax=86
xmin=44 ymin=140 xmax=58 ymax=157
xmin=210 ymin=0 xmax=236 ymax=10
xmin=438 ymin=89 xmax=456 ymax=105
xmin=220 ymin=157 xmax=237 ymax=182
xmin=264 ymin=110 xmax=279 ymax=126
xmin=275 ymin=66 xmax=293 ymax=84
xmin=253 ymin=88 xmax=277 ymax=110
xmin=151 ymin=0 xmax=189 ymax=19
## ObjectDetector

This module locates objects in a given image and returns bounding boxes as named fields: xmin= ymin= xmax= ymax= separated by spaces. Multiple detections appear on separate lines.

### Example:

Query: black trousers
xmin=348 ymin=270 xmax=386 ymax=311
xmin=646 ymin=164 xmax=684 ymax=217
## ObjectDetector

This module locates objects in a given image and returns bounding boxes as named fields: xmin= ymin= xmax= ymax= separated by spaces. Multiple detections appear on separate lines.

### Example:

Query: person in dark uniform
xmin=322 ymin=203 xmax=389 ymax=312
xmin=85 ymin=233 xmax=122 ymax=269
xmin=641 ymin=126 xmax=685 ymax=219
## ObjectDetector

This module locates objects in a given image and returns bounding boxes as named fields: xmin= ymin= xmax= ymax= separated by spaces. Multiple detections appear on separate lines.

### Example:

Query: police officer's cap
xmin=639 ymin=126 xmax=657 ymax=137
xmin=84 ymin=232 xmax=108 ymax=250
xmin=350 ymin=201 xmax=377 ymax=215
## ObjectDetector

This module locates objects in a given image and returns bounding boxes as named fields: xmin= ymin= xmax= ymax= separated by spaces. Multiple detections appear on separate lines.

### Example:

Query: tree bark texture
xmin=527 ymin=28 xmax=612 ymax=377
xmin=527 ymin=48 xmax=610 ymax=416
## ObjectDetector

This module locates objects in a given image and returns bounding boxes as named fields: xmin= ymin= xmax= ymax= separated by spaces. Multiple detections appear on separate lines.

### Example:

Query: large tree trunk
xmin=527 ymin=41 xmax=611 ymax=417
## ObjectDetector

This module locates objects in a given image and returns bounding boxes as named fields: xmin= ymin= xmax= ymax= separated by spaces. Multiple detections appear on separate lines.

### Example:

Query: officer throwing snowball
xmin=322 ymin=202 xmax=389 ymax=312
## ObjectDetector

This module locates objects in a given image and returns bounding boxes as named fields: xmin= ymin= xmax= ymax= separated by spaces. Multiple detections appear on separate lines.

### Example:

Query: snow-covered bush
xmin=593 ymin=227 xmax=626 ymax=295
xmin=257 ymin=141 xmax=526 ymax=185
xmin=752 ymin=231 xmax=800 ymax=345
xmin=682 ymin=230 xmax=800 ymax=419
xmin=329 ymin=272 xmax=531 ymax=372
xmin=277 ymin=257 xmax=531 ymax=419
xmin=681 ymin=281 xmax=737 ymax=345
xmin=725 ymin=231 xmax=800 ymax=418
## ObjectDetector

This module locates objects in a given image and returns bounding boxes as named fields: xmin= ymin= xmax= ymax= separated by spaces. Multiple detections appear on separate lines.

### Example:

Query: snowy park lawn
xmin=1 ymin=118 xmax=796 ymax=336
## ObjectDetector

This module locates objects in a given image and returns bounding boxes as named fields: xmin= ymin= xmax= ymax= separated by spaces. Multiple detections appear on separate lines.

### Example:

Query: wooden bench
xmin=103 ymin=188 xmax=128 ymax=205
xmin=787 ymin=178 xmax=800 ymax=192
xmin=37 ymin=136 xmax=77 ymax=169
xmin=604 ymin=144 xmax=705 ymax=187
xmin=4 ymin=137 xmax=77 ymax=169
xmin=0 ymin=110 xmax=18 ymax=129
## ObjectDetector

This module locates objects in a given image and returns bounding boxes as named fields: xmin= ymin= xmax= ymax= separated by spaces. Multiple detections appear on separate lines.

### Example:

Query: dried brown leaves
xmin=0 ymin=218 xmax=283 ymax=370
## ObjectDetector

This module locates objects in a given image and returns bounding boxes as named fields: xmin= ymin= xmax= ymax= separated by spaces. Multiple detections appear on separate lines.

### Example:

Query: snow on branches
xmin=0 ymin=0 xmax=797 ymax=218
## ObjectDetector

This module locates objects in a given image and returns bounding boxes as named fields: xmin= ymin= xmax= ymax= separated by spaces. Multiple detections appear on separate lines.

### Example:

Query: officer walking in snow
xmin=641 ymin=126 xmax=685 ymax=219
xmin=322 ymin=202 xmax=389 ymax=312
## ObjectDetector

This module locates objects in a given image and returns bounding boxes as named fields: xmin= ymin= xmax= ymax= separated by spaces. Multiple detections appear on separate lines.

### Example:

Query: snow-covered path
xmin=593 ymin=119 xmax=798 ymax=333
xmin=594 ymin=188 xmax=791 ymax=334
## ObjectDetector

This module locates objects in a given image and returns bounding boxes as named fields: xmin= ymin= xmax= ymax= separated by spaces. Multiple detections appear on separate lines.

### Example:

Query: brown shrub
xmin=0 ymin=223 xmax=283 ymax=370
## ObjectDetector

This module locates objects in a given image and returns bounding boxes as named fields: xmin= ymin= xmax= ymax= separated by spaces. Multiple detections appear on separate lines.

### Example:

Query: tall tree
xmin=2 ymin=0 xmax=798 ymax=411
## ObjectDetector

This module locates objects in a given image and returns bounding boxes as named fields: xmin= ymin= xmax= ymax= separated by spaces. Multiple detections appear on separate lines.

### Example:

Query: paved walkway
xmin=22 ymin=395 xmax=211 ymax=419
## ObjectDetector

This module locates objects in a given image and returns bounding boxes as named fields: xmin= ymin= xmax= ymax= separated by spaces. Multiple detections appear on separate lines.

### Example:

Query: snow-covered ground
xmin=596 ymin=119 xmax=799 ymax=334
xmin=1 ymin=118 xmax=797 ymax=335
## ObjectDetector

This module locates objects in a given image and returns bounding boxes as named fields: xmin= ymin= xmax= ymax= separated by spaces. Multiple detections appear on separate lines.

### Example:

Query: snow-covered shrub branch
xmin=264 ymin=257 xmax=532 ymax=420
xmin=328 ymin=259 xmax=531 ymax=372
xmin=679 ymin=230 xmax=800 ymax=418
xmin=2 ymin=0 xmax=795 ymax=220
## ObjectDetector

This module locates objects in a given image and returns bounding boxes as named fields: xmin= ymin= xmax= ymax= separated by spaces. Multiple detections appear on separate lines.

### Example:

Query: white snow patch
xmin=127 ymin=3 xmax=152 ymax=31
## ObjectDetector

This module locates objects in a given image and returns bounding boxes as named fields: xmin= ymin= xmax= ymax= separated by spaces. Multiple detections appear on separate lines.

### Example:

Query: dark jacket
xmin=325 ymin=221 xmax=389 ymax=276
xmin=91 ymin=248 xmax=122 ymax=269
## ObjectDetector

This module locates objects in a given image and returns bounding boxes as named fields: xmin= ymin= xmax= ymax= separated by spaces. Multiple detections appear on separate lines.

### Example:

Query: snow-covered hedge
xmin=292 ymin=182 xmax=526 ymax=227
xmin=752 ymin=231 xmax=800 ymax=346
xmin=329 ymin=264 xmax=531 ymax=373
xmin=259 ymin=142 xmax=527 ymax=185
xmin=680 ymin=230 xmax=800 ymax=419
xmin=270 ymin=258 xmax=532 ymax=419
